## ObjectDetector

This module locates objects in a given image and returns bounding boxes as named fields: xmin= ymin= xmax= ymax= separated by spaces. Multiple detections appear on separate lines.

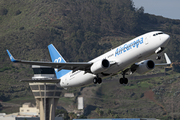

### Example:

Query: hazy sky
xmin=133 ymin=0 xmax=180 ymax=20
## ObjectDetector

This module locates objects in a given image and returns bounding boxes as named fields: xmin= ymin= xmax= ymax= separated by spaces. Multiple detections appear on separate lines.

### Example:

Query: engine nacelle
xmin=90 ymin=59 xmax=110 ymax=74
xmin=136 ymin=60 xmax=155 ymax=74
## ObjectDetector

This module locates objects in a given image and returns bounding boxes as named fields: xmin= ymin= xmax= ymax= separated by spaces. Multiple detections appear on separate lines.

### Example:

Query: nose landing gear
xmin=155 ymin=47 xmax=164 ymax=60
xmin=156 ymin=55 xmax=161 ymax=60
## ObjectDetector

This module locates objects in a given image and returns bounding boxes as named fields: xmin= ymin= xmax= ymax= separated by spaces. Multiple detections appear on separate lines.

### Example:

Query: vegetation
xmin=55 ymin=109 xmax=70 ymax=120
xmin=78 ymin=70 xmax=180 ymax=119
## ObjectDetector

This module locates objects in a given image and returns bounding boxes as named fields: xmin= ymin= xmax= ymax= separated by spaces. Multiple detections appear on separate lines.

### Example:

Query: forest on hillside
xmin=1 ymin=0 xmax=180 ymax=62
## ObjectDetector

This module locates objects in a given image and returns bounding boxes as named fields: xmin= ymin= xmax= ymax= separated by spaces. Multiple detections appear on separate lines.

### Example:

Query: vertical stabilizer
xmin=48 ymin=44 xmax=71 ymax=78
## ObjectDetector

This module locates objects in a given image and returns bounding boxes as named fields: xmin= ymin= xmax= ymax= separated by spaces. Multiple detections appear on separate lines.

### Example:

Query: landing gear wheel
xmin=119 ymin=78 xmax=128 ymax=84
xmin=93 ymin=78 xmax=98 ymax=84
xmin=119 ymin=78 xmax=124 ymax=84
xmin=97 ymin=78 xmax=102 ymax=84
xmin=124 ymin=78 xmax=128 ymax=84
xmin=93 ymin=77 xmax=102 ymax=84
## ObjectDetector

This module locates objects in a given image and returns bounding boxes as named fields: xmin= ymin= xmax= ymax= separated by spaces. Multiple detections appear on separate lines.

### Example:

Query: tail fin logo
xmin=48 ymin=44 xmax=71 ymax=78
xmin=54 ymin=57 xmax=62 ymax=63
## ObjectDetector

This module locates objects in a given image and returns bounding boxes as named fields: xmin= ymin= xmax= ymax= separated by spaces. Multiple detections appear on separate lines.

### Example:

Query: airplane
xmin=7 ymin=31 xmax=171 ymax=88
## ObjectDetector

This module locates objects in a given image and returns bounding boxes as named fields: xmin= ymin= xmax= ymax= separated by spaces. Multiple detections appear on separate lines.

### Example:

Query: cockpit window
xmin=153 ymin=32 xmax=164 ymax=36
xmin=158 ymin=32 xmax=163 ymax=35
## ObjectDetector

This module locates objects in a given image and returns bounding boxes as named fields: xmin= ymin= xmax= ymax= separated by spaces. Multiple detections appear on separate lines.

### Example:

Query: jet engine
xmin=90 ymin=59 xmax=110 ymax=74
xmin=136 ymin=60 xmax=155 ymax=74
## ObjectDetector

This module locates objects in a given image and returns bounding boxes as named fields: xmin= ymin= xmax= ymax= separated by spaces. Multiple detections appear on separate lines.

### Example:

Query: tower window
xmin=33 ymin=68 xmax=55 ymax=74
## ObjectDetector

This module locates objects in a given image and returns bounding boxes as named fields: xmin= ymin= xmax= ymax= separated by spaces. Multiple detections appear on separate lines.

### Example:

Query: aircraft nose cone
xmin=164 ymin=34 xmax=170 ymax=41
xmin=161 ymin=34 xmax=170 ymax=47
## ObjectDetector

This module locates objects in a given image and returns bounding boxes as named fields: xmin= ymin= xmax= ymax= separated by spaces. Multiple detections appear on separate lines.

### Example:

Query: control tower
xmin=28 ymin=65 xmax=62 ymax=120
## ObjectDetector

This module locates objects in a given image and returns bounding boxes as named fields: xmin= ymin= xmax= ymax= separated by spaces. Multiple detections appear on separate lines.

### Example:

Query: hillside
xmin=55 ymin=70 xmax=180 ymax=119
xmin=0 ymin=0 xmax=180 ymax=119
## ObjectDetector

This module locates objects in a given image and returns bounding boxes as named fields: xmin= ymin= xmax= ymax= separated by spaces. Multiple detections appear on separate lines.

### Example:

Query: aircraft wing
xmin=7 ymin=50 xmax=92 ymax=72
xmin=123 ymin=53 xmax=171 ymax=75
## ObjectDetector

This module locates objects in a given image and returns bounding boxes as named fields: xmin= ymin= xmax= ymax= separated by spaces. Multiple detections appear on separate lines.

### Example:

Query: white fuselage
xmin=59 ymin=31 xmax=170 ymax=88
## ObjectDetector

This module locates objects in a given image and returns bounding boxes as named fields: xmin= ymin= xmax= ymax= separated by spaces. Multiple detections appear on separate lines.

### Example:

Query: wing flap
xmin=18 ymin=60 xmax=92 ymax=71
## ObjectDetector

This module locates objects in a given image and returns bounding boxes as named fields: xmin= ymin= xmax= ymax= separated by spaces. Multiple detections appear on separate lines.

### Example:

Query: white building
xmin=19 ymin=103 xmax=39 ymax=116
xmin=64 ymin=93 xmax=75 ymax=98
xmin=78 ymin=97 xmax=84 ymax=110
xmin=0 ymin=113 xmax=6 ymax=118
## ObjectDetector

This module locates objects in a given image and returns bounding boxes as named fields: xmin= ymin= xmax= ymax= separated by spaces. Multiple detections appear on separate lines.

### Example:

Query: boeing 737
xmin=7 ymin=31 xmax=171 ymax=88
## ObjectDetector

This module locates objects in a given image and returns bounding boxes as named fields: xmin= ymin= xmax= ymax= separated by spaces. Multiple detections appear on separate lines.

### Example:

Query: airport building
xmin=19 ymin=103 xmax=39 ymax=116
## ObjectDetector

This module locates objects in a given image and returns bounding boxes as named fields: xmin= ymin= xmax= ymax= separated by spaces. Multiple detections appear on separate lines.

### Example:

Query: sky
xmin=132 ymin=0 xmax=180 ymax=20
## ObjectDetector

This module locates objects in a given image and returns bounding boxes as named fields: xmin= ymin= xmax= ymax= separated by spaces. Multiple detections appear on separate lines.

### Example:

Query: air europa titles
xmin=115 ymin=37 xmax=143 ymax=57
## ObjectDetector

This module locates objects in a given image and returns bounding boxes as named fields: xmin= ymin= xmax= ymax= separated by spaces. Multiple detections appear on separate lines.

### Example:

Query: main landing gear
xmin=119 ymin=72 xmax=128 ymax=84
xmin=119 ymin=78 xmax=128 ymax=84
xmin=93 ymin=77 xmax=102 ymax=84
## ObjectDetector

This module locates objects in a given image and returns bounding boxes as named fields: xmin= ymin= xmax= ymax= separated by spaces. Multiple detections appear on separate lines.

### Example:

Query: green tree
xmin=99 ymin=110 xmax=104 ymax=117
xmin=55 ymin=109 xmax=69 ymax=120
xmin=95 ymin=107 xmax=100 ymax=114
xmin=107 ymin=109 xmax=111 ymax=115
xmin=68 ymin=112 xmax=77 ymax=120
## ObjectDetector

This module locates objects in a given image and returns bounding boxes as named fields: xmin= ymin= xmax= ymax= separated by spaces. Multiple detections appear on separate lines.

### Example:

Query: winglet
xmin=164 ymin=53 xmax=171 ymax=65
xmin=6 ymin=50 xmax=18 ymax=62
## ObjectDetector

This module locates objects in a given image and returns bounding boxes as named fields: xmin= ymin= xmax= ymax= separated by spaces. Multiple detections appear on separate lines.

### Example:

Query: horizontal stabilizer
xmin=20 ymin=79 xmax=60 ymax=83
